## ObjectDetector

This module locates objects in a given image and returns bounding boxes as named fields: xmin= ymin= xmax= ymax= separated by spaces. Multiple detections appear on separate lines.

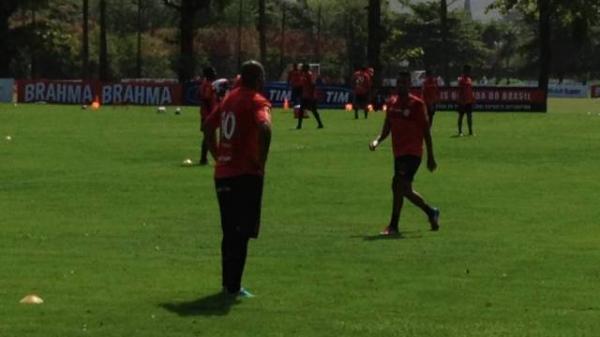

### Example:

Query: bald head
xmin=241 ymin=60 xmax=265 ymax=90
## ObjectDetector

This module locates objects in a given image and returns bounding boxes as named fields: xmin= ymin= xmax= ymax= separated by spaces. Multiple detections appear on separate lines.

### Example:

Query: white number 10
xmin=221 ymin=111 xmax=236 ymax=140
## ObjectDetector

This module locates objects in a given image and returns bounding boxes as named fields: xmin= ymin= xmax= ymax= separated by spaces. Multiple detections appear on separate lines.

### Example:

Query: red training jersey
xmin=458 ymin=75 xmax=475 ymax=105
xmin=288 ymin=69 xmax=304 ymax=88
xmin=421 ymin=76 xmax=440 ymax=106
xmin=302 ymin=71 xmax=316 ymax=99
xmin=352 ymin=70 xmax=372 ymax=95
xmin=385 ymin=94 xmax=429 ymax=158
xmin=199 ymin=79 xmax=217 ymax=119
xmin=204 ymin=87 xmax=272 ymax=179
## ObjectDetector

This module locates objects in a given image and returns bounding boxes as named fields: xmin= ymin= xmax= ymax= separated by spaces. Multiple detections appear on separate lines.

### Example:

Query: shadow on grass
xmin=160 ymin=292 xmax=240 ymax=317
xmin=351 ymin=230 xmax=424 ymax=241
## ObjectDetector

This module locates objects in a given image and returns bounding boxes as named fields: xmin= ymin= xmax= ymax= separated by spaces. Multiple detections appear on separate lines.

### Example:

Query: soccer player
xmin=287 ymin=63 xmax=304 ymax=106
xmin=352 ymin=66 xmax=372 ymax=119
xmin=296 ymin=63 xmax=324 ymax=129
xmin=457 ymin=65 xmax=475 ymax=136
xmin=421 ymin=69 xmax=440 ymax=127
xmin=198 ymin=66 xmax=218 ymax=165
xmin=369 ymin=71 xmax=440 ymax=235
xmin=203 ymin=60 xmax=272 ymax=297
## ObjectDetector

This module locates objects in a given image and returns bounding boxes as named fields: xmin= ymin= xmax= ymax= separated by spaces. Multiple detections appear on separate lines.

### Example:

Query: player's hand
xmin=427 ymin=157 xmax=437 ymax=172
xmin=369 ymin=139 xmax=379 ymax=151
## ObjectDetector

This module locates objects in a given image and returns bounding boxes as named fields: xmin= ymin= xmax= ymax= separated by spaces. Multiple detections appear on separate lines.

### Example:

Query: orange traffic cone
xmin=283 ymin=99 xmax=290 ymax=110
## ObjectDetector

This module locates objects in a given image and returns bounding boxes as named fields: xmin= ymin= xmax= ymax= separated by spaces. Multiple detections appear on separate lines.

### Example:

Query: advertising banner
xmin=15 ymin=79 xmax=548 ymax=112
xmin=385 ymin=86 xmax=547 ymax=112
xmin=547 ymin=84 xmax=588 ymax=98
xmin=433 ymin=87 xmax=547 ymax=112
xmin=16 ymin=80 xmax=182 ymax=105
xmin=0 ymin=78 xmax=15 ymax=102
xmin=263 ymin=82 xmax=352 ymax=109
xmin=183 ymin=81 xmax=353 ymax=109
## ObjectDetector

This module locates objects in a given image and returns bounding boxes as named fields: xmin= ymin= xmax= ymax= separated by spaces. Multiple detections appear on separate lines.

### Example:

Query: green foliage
xmin=2 ymin=0 xmax=600 ymax=79
xmin=383 ymin=1 xmax=490 ymax=79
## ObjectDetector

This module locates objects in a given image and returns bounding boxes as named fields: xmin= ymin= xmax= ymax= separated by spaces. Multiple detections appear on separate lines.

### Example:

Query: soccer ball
xmin=157 ymin=106 xmax=166 ymax=113
xmin=175 ymin=107 xmax=181 ymax=115
xmin=181 ymin=158 xmax=193 ymax=167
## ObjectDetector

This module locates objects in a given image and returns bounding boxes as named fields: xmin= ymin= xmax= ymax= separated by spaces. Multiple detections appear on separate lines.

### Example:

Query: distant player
xmin=287 ymin=63 xmax=304 ymax=106
xmin=199 ymin=66 xmax=218 ymax=165
xmin=352 ymin=66 xmax=372 ymax=119
xmin=421 ymin=69 xmax=440 ymax=127
xmin=203 ymin=60 xmax=272 ymax=297
xmin=296 ymin=63 xmax=324 ymax=129
xmin=369 ymin=71 xmax=440 ymax=235
xmin=212 ymin=78 xmax=230 ymax=100
xmin=457 ymin=65 xmax=475 ymax=136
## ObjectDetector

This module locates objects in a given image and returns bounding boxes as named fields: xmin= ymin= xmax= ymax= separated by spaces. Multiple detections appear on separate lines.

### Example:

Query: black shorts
xmin=394 ymin=155 xmax=422 ymax=182
xmin=458 ymin=104 xmax=473 ymax=114
xmin=215 ymin=175 xmax=264 ymax=239
xmin=291 ymin=87 xmax=303 ymax=104
xmin=353 ymin=94 xmax=369 ymax=108
xmin=301 ymin=97 xmax=317 ymax=111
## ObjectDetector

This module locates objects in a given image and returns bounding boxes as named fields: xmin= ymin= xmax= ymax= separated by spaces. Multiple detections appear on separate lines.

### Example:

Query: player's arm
xmin=369 ymin=116 xmax=390 ymax=151
xmin=423 ymin=107 xmax=437 ymax=171
xmin=202 ymin=106 xmax=220 ymax=161
xmin=257 ymin=106 xmax=272 ymax=165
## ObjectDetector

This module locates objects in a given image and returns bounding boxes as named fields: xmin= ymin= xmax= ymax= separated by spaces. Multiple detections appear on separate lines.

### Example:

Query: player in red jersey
xmin=198 ymin=66 xmax=218 ymax=165
xmin=203 ymin=60 xmax=272 ymax=298
xmin=457 ymin=65 xmax=475 ymax=136
xmin=287 ymin=63 xmax=304 ymax=106
xmin=352 ymin=66 xmax=372 ymax=119
xmin=296 ymin=63 xmax=324 ymax=129
xmin=369 ymin=71 xmax=440 ymax=235
xmin=421 ymin=69 xmax=440 ymax=127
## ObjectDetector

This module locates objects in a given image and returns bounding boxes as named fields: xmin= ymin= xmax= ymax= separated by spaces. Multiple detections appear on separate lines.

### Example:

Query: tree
xmin=440 ymin=0 xmax=449 ymax=83
xmin=367 ymin=0 xmax=382 ymax=87
xmin=384 ymin=1 xmax=489 ymax=82
xmin=163 ymin=0 xmax=211 ymax=82
xmin=0 ymin=0 xmax=47 ymax=76
xmin=82 ymin=0 xmax=90 ymax=79
xmin=99 ymin=0 xmax=109 ymax=80
xmin=136 ymin=0 xmax=143 ymax=78
xmin=490 ymin=0 xmax=600 ymax=95
xmin=257 ymin=0 xmax=267 ymax=65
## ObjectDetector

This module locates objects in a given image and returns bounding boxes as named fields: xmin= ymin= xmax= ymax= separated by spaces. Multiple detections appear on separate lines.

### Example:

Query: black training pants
xmin=215 ymin=175 xmax=264 ymax=293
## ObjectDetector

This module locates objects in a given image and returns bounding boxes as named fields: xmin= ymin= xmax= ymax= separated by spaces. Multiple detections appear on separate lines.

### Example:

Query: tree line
xmin=1 ymin=0 xmax=599 ymax=94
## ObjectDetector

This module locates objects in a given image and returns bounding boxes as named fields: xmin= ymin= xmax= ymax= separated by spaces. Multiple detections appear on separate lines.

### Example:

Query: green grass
xmin=1 ymin=98 xmax=600 ymax=337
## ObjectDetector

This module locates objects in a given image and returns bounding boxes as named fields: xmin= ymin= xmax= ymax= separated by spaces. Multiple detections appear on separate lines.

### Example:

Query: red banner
xmin=406 ymin=87 xmax=547 ymax=112
xmin=16 ymin=80 xmax=182 ymax=105
xmin=592 ymin=85 xmax=600 ymax=98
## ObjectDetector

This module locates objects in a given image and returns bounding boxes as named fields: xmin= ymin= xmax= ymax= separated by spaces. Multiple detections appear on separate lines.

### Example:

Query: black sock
xmin=389 ymin=213 xmax=399 ymax=229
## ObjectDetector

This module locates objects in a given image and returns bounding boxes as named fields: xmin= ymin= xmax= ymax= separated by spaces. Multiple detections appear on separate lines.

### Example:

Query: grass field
xmin=1 ymin=99 xmax=600 ymax=337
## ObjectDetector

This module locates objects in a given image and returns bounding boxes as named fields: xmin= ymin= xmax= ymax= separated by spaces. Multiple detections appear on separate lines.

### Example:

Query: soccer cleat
xmin=429 ymin=208 xmax=440 ymax=231
xmin=238 ymin=288 xmax=255 ymax=298
xmin=379 ymin=226 xmax=400 ymax=236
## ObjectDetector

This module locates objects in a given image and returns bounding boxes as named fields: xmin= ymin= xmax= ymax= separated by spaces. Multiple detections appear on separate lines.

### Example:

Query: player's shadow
xmin=160 ymin=292 xmax=240 ymax=317
xmin=354 ymin=230 xmax=423 ymax=241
